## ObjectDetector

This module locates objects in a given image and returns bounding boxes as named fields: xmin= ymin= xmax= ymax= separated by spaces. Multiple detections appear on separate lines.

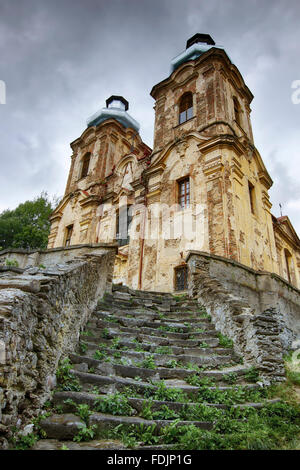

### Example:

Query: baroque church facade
xmin=48 ymin=34 xmax=300 ymax=292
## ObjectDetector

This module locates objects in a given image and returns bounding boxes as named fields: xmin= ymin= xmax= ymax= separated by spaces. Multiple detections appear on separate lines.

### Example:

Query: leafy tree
xmin=0 ymin=192 xmax=57 ymax=251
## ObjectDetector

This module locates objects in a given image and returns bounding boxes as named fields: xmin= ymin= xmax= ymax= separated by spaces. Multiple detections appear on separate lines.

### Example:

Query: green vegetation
xmin=73 ymin=424 xmax=97 ymax=442
xmin=223 ymin=372 xmax=238 ymax=384
xmin=135 ymin=354 xmax=156 ymax=370
xmin=287 ymin=369 xmax=300 ymax=386
xmin=199 ymin=341 xmax=210 ymax=348
xmin=76 ymin=404 xmax=92 ymax=423
xmin=186 ymin=375 xmax=215 ymax=387
xmin=158 ymin=325 xmax=185 ymax=333
xmin=217 ymin=333 xmax=234 ymax=348
xmin=154 ymin=345 xmax=173 ymax=355
xmin=101 ymin=328 xmax=111 ymax=339
xmin=81 ymin=330 xmax=94 ymax=337
xmin=93 ymin=349 xmax=107 ymax=360
xmin=94 ymin=392 xmax=134 ymax=416
xmin=56 ymin=358 xmax=81 ymax=392
xmin=78 ymin=342 xmax=88 ymax=354
xmin=0 ymin=192 xmax=56 ymax=250
xmin=165 ymin=359 xmax=179 ymax=369
xmin=244 ymin=366 xmax=260 ymax=383
xmin=5 ymin=258 xmax=19 ymax=267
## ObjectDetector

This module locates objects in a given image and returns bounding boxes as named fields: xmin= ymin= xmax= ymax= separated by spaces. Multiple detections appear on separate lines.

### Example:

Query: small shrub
xmin=223 ymin=372 xmax=238 ymax=384
xmin=165 ymin=359 xmax=178 ymax=369
xmin=56 ymin=358 xmax=81 ymax=392
xmin=137 ymin=355 xmax=156 ymax=370
xmin=76 ymin=404 xmax=92 ymax=423
xmin=217 ymin=333 xmax=234 ymax=348
xmin=155 ymin=346 xmax=173 ymax=355
xmin=79 ymin=342 xmax=88 ymax=354
xmin=13 ymin=433 xmax=38 ymax=450
xmin=94 ymin=392 xmax=134 ymax=416
xmin=186 ymin=374 xmax=215 ymax=387
xmin=244 ymin=366 xmax=260 ymax=383
xmin=153 ymin=381 xmax=187 ymax=402
xmin=153 ymin=405 xmax=180 ymax=420
xmin=5 ymin=258 xmax=19 ymax=267
xmin=101 ymin=328 xmax=111 ymax=339
xmin=73 ymin=424 xmax=97 ymax=442
xmin=93 ymin=350 xmax=107 ymax=361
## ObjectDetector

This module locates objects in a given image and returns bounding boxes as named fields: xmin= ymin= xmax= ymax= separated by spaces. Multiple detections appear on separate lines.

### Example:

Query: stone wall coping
xmin=186 ymin=250 xmax=300 ymax=295
xmin=0 ymin=242 xmax=118 ymax=256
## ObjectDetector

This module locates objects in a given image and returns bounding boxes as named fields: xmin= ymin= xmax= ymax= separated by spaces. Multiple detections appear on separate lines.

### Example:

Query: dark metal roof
xmin=186 ymin=33 xmax=215 ymax=49
xmin=106 ymin=95 xmax=129 ymax=111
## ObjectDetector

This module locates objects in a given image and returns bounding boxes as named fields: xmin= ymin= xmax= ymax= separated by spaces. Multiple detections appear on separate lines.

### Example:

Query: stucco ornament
xmin=121 ymin=162 xmax=134 ymax=191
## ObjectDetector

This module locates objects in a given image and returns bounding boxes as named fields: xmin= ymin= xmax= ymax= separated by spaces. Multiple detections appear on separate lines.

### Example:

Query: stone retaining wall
xmin=0 ymin=243 xmax=117 ymax=269
xmin=0 ymin=245 xmax=116 ymax=441
xmin=186 ymin=251 xmax=300 ymax=382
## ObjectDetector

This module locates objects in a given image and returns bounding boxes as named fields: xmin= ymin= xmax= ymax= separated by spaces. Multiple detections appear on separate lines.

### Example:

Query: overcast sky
xmin=0 ymin=0 xmax=299 ymax=233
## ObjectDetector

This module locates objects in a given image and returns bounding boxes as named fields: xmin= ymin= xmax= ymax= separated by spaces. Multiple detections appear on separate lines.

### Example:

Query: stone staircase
xmin=33 ymin=285 xmax=279 ymax=450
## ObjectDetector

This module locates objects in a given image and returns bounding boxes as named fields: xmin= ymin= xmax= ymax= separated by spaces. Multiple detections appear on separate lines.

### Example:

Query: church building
xmin=48 ymin=34 xmax=300 ymax=292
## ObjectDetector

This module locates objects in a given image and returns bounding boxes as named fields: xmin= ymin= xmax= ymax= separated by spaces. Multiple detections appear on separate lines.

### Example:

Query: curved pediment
xmin=149 ymin=131 xmax=209 ymax=169
xmin=115 ymin=153 xmax=138 ymax=175
xmin=172 ymin=63 xmax=196 ymax=85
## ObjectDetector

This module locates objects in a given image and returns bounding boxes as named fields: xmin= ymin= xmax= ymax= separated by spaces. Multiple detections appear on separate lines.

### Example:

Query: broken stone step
xmin=53 ymin=391 xmax=225 ymax=415
xmin=32 ymin=438 xmax=126 ymax=450
xmin=39 ymin=411 xmax=212 ymax=441
xmin=91 ymin=323 xmax=215 ymax=339
xmin=93 ymin=312 xmax=209 ymax=327
xmin=137 ymin=332 xmax=217 ymax=346
xmin=72 ymin=370 xmax=249 ymax=397
xmin=39 ymin=413 xmax=85 ymax=440
xmin=78 ymin=343 xmax=235 ymax=367
xmin=89 ymin=412 xmax=213 ymax=434
xmin=112 ymin=291 xmax=132 ymax=301
xmin=112 ymin=284 xmax=129 ymax=293
xmin=54 ymin=390 xmax=278 ymax=417
xmin=70 ymin=353 xmax=247 ymax=384
xmin=82 ymin=327 xmax=219 ymax=349
xmin=127 ymin=288 xmax=173 ymax=299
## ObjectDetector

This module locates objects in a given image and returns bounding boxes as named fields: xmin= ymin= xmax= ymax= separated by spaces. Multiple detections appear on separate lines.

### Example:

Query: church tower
xmin=144 ymin=33 xmax=279 ymax=289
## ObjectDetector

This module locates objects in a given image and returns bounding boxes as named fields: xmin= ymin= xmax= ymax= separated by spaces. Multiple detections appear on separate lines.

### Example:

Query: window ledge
xmin=173 ymin=116 xmax=196 ymax=129
xmin=77 ymin=176 xmax=88 ymax=182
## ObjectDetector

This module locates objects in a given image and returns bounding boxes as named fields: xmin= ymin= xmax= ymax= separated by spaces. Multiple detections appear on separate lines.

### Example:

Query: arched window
xmin=233 ymin=97 xmax=241 ymax=127
xmin=80 ymin=152 xmax=91 ymax=179
xmin=179 ymin=93 xmax=193 ymax=124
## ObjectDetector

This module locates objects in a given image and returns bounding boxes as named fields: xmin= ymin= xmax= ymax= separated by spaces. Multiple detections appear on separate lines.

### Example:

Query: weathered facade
xmin=48 ymin=34 xmax=300 ymax=292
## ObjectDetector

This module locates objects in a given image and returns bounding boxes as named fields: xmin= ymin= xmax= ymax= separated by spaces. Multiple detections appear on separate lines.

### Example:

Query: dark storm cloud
xmin=0 ymin=0 xmax=299 ymax=231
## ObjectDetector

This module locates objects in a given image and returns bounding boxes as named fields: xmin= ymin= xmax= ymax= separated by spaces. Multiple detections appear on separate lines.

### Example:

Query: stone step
xmin=72 ymin=370 xmax=259 ymax=398
xmin=32 ymin=438 xmax=126 ymax=450
xmin=94 ymin=310 xmax=208 ymax=324
xmin=39 ymin=411 xmax=213 ymax=441
xmin=53 ymin=390 xmax=227 ymax=413
xmin=89 ymin=412 xmax=213 ymax=434
xmin=109 ymin=312 xmax=212 ymax=325
xmin=94 ymin=314 xmax=213 ymax=331
xmin=70 ymin=355 xmax=219 ymax=381
xmin=80 ymin=333 xmax=221 ymax=351
xmin=70 ymin=353 xmax=247 ymax=381
xmin=77 ymin=342 xmax=236 ymax=367
xmin=90 ymin=323 xmax=216 ymax=340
